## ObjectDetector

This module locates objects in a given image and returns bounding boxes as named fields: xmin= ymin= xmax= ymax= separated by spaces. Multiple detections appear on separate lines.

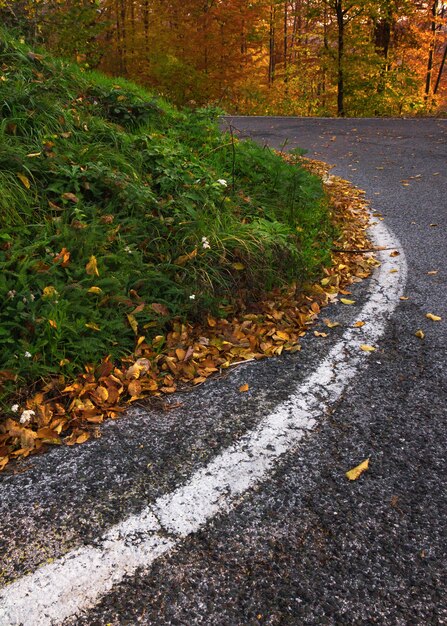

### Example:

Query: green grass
xmin=0 ymin=28 xmax=334 ymax=405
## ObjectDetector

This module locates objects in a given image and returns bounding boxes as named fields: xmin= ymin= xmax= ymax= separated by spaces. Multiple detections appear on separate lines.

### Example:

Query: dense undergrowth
xmin=0 ymin=29 xmax=334 ymax=407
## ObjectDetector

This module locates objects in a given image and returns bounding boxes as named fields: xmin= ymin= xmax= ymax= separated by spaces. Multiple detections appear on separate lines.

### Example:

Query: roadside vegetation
xmin=0 ymin=30 xmax=346 ymax=467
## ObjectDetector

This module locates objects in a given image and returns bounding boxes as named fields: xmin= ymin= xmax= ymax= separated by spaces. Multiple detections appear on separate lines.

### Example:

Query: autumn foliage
xmin=1 ymin=0 xmax=446 ymax=116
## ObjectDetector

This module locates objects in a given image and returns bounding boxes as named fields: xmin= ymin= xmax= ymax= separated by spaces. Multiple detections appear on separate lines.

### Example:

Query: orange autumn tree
xmin=1 ymin=0 xmax=446 ymax=115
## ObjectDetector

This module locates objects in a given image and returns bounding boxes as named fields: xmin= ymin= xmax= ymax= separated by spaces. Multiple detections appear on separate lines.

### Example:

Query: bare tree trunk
xmin=434 ymin=42 xmax=447 ymax=94
xmin=425 ymin=0 xmax=439 ymax=103
xmin=269 ymin=4 xmax=276 ymax=85
xmin=335 ymin=1 xmax=345 ymax=116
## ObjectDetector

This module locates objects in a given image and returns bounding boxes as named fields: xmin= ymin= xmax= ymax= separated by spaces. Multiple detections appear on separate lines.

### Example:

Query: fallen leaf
xmin=415 ymin=329 xmax=425 ymax=339
xmin=426 ymin=313 xmax=442 ymax=321
xmin=323 ymin=319 xmax=341 ymax=328
xmin=232 ymin=262 xmax=245 ymax=271
xmin=53 ymin=247 xmax=70 ymax=267
xmin=427 ymin=271 xmax=438 ymax=276
xmin=62 ymin=192 xmax=79 ymax=203
xmin=346 ymin=458 xmax=369 ymax=481
xmin=340 ymin=298 xmax=355 ymax=305
xmin=48 ymin=319 xmax=57 ymax=329
xmin=75 ymin=432 xmax=90 ymax=445
xmin=17 ymin=173 xmax=30 ymax=189
xmin=88 ymin=286 xmax=102 ymax=294
xmin=390 ymin=251 xmax=400 ymax=257
xmin=127 ymin=314 xmax=138 ymax=335
xmin=389 ymin=269 xmax=398 ymax=274
xmin=353 ymin=321 xmax=365 ymax=328
xmin=239 ymin=383 xmax=249 ymax=392
xmin=85 ymin=255 xmax=99 ymax=276
xmin=360 ymin=344 xmax=376 ymax=352
xmin=399 ymin=296 xmax=409 ymax=301
xmin=314 ymin=331 xmax=328 ymax=338
xmin=174 ymin=248 xmax=197 ymax=266
xmin=85 ymin=322 xmax=100 ymax=331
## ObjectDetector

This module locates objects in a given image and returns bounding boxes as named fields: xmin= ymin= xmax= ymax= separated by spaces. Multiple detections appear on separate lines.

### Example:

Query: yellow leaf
xmin=389 ymin=269 xmax=398 ymax=274
xmin=42 ymin=285 xmax=58 ymax=299
xmin=340 ymin=298 xmax=355 ymax=305
xmin=427 ymin=271 xmax=438 ymax=276
xmin=426 ymin=313 xmax=442 ymax=321
xmin=239 ymin=383 xmax=249 ymax=392
xmin=48 ymin=319 xmax=57 ymax=329
xmin=232 ymin=262 xmax=245 ymax=270
xmin=399 ymin=296 xmax=409 ymax=301
xmin=346 ymin=458 xmax=369 ymax=481
xmin=17 ymin=173 xmax=30 ymax=189
xmin=360 ymin=344 xmax=376 ymax=352
xmin=88 ymin=286 xmax=102 ymax=294
xmin=314 ymin=331 xmax=328 ymax=338
xmin=85 ymin=322 xmax=100 ymax=331
xmin=85 ymin=255 xmax=99 ymax=276
xmin=127 ymin=314 xmax=138 ymax=335
xmin=353 ymin=321 xmax=365 ymax=328
xmin=415 ymin=330 xmax=425 ymax=339
xmin=26 ymin=152 xmax=42 ymax=158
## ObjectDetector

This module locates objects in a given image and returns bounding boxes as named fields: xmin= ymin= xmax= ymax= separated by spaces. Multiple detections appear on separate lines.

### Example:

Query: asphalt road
xmin=1 ymin=118 xmax=446 ymax=625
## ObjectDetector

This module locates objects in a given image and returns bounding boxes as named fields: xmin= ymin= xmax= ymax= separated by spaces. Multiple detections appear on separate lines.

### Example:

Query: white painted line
xmin=0 ymin=218 xmax=407 ymax=626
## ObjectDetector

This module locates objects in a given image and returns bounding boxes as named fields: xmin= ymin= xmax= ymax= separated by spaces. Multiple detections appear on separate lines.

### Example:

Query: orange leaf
xmin=239 ymin=383 xmax=249 ymax=392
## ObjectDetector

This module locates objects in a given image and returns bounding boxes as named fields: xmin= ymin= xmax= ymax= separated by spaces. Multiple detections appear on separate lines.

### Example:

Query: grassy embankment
xmin=0 ymin=30 xmax=348 ymax=465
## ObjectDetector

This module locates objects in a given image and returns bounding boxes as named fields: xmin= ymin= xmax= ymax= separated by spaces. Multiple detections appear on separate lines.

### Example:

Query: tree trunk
xmin=335 ymin=1 xmax=345 ymax=116
xmin=425 ymin=0 xmax=439 ymax=103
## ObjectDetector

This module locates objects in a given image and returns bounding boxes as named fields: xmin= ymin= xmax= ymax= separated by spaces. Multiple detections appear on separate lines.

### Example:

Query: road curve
xmin=1 ymin=118 xmax=446 ymax=625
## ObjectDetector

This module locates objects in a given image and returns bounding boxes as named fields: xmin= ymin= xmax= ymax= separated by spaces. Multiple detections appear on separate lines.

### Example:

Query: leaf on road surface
xmin=360 ymin=344 xmax=376 ymax=352
xmin=415 ymin=329 xmax=425 ymax=339
xmin=340 ymin=298 xmax=355 ymax=305
xmin=239 ymin=383 xmax=249 ymax=392
xmin=346 ymin=458 xmax=369 ymax=481
xmin=353 ymin=320 xmax=365 ymax=328
xmin=426 ymin=313 xmax=441 ymax=321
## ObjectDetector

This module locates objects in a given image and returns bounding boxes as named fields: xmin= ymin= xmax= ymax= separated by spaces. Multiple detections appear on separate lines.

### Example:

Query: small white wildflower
xmin=124 ymin=246 xmax=132 ymax=254
xmin=20 ymin=409 xmax=35 ymax=425
xmin=189 ymin=294 xmax=196 ymax=300
xmin=217 ymin=179 xmax=227 ymax=187
xmin=11 ymin=404 xmax=19 ymax=413
xmin=24 ymin=351 xmax=32 ymax=358
xmin=30 ymin=294 xmax=35 ymax=301
xmin=201 ymin=236 xmax=211 ymax=250
xmin=23 ymin=297 xmax=27 ymax=304
xmin=7 ymin=290 xmax=16 ymax=299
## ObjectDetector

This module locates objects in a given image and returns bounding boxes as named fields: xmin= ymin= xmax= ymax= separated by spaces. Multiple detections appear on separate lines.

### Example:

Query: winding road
xmin=1 ymin=118 xmax=446 ymax=625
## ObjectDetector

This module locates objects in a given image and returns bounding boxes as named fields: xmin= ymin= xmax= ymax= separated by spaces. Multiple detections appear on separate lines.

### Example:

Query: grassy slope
xmin=0 ymin=29 xmax=334 ymax=404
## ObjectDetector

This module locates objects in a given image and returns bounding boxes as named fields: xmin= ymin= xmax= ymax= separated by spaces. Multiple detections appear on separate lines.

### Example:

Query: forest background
xmin=1 ymin=1 xmax=447 ymax=117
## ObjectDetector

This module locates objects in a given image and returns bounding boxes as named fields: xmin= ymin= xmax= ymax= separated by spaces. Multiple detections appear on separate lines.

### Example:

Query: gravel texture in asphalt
xmin=1 ymin=118 xmax=446 ymax=625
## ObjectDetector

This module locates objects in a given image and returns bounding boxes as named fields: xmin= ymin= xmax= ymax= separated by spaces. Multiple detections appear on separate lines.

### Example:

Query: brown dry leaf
xmin=0 ymin=457 xmax=9 ymax=471
xmin=390 ymin=250 xmax=400 ymax=257
xmin=75 ymin=431 xmax=90 ymax=445
xmin=323 ymin=319 xmax=340 ymax=328
xmin=151 ymin=303 xmax=169 ymax=316
xmin=175 ymin=248 xmax=198 ymax=266
xmin=399 ymin=296 xmax=409 ymax=301
xmin=346 ymin=458 xmax=370 ymax=481
xmin=128 ymin=379 xmax=142 ymax=399
xmin=426 ymin=313 xmax=442 ymax=321
xmin=53 ymin=247 xmax=70 ymax=267
xmin=427 ymin=271 xmax=438 ymax=276
xmin=360 ymin=344 xmax=376 ymax=352
xmin=239 ymin=383 xmax=250 ymax=392
xmin=85 ymin=255 xmax=99 ymax=276
xmin=62 ymin=192 xmax=79 ymax=203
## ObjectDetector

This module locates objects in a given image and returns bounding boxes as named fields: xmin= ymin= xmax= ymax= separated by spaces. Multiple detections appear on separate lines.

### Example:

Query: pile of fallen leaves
xmin=0 ymin=159 xmax=376 ymax=471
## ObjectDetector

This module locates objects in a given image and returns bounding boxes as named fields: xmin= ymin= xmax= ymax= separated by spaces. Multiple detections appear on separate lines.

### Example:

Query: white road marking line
xmin=0 ymin=219 xmax=407 ymax=626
